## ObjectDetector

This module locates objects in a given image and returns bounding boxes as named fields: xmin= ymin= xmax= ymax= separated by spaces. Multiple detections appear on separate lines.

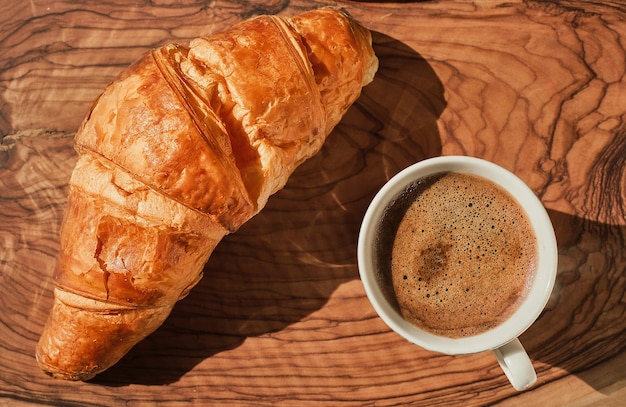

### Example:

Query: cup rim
xmin=357 ymin=156 xmax=558 ymax=355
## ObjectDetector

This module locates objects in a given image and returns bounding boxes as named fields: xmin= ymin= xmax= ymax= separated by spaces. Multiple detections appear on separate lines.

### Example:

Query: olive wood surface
xmin=1 ymin=0 xmax=625 ymax=405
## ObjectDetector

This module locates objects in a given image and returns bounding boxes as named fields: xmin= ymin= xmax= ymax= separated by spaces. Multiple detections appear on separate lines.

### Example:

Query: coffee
xmin=375 ymin=172 xmax=537 ymax=338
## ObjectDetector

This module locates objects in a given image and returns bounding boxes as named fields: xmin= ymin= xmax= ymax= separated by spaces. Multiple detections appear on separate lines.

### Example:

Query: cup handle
xmin=492 ymin=338 xmax=537 ymax=391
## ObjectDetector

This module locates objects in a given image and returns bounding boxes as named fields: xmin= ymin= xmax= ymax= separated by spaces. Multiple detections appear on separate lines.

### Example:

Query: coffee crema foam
xmin=377 ymin=172 xmax=537 ymax=338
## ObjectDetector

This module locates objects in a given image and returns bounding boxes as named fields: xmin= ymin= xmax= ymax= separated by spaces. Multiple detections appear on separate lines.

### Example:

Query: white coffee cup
xmin=357 ymin=156 xmax=557 ymax=391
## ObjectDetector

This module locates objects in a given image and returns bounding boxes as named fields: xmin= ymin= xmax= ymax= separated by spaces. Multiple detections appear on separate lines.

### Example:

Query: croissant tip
xmin=41 ymin=369 xmax=97 ymax=382
xmin=36 ymin=346 xmax=99 ymax=381
xmin=37 ymin=361 xmax=99 ymax=381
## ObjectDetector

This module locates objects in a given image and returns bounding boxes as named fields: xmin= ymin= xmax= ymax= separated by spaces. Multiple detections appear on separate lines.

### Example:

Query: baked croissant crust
xmin=36 ymin=7 xmax=378 ymax=381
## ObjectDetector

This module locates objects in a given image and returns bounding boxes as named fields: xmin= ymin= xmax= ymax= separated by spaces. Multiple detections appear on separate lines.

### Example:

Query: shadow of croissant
xmin=92 ymin=30 xmax=446 ymax=386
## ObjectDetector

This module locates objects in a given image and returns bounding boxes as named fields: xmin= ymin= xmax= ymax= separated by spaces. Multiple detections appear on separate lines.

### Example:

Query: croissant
xmin=35 ymin=7 xmax=378 ymax=381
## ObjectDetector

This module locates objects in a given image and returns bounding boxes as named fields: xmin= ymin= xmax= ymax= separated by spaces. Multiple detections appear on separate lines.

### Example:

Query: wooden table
xmin=1 ymin=0 xmax=625 ymax=405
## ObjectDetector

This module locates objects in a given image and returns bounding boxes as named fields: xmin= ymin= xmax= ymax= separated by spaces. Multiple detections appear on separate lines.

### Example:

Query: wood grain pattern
xmin=1 ymin=0 xmax=625 ymax=405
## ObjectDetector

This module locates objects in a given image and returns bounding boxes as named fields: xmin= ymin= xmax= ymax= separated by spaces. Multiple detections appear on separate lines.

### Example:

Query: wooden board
xmin=1 ymin=0 xmax=625 ymax=405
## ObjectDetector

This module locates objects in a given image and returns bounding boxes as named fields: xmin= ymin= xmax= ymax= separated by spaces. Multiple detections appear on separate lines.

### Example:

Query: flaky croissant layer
xmin=36 ymin=7 xmax=377 ymax=380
